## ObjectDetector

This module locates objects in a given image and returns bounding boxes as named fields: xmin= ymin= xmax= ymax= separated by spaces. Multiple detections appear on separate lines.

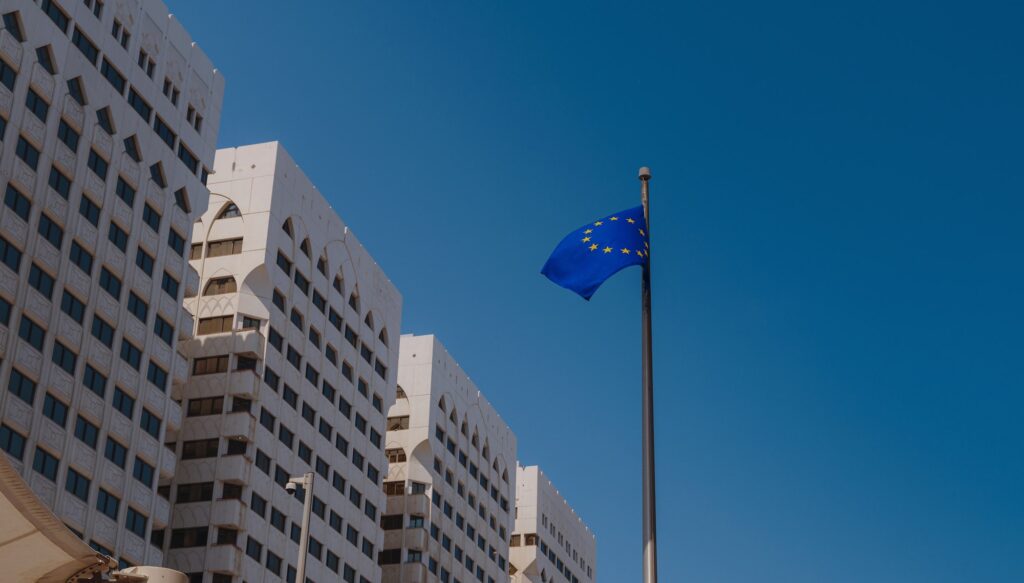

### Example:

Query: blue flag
xmin=541 ymin=206 xmax=649 ymax=300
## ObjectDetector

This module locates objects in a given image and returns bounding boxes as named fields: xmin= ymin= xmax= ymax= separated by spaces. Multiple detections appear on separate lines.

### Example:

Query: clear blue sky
xmin=174 ymin=1 xmax=1023 ymax=581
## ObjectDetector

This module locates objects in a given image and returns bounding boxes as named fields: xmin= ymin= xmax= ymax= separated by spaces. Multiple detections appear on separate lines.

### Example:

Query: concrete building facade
xmin=382 ymin=334 xmax=517 ymax=583
xmin=509 ymin=466 xmax=595 ymax=583
xmin=0 ymin=0 xmax=221 ymax=569
xmin=163 ymin=141 xmax=401 ymax=583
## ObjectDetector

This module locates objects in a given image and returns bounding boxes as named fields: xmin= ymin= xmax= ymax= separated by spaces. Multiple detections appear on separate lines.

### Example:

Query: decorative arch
xmin=203 ymin=276 xmax=237 ymax=296
xmin=299 ymin=237 xmax=311 ymax=257
xmin=438 ymin=395 xmax=447 ymax=412
xmin=378 ymin=327 xmax=389 ymax=346
xmin=448 ymin=408 xmax=457 ymax=424
xmin=364 ymin=311 xmax=375 ymax=330
xmin=317 ymin=254 xmax=328 ymax=277
xmin=282 ymin=218 xmax=293 ymax=238
xmin=333 ymin=274 xmax=344 ymax=295
xmin=215 ymin=202 xmax=240 ymax=219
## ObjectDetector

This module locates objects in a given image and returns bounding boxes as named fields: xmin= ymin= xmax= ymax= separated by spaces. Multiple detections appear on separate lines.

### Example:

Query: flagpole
xmin=639 ymin=166 xmax=659 ymax=583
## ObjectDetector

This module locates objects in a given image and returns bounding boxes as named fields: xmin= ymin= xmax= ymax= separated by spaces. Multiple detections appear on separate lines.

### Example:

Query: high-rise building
xmin=0 ymin=0 xmax=222 ymax=569
xmin=383 ymin=334 xmax=517 ymax=583
xmin=509 ymin=465 xmax=595 ymax=583
xmin=164 ymin=141 xmax=401 ymax=583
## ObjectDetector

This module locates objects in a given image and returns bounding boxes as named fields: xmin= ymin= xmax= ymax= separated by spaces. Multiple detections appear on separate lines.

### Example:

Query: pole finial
xmin=638 ymin=166 xmax=652 ymax=181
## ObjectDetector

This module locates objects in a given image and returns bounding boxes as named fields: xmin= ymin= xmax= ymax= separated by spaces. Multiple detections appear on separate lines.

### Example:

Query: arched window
xmin=216 ymin=202 xmax=241 ymax=219
xmin=396 ymin=386 xmax=407 ymax=400
xmin=482 ymin=444 xmax=490 ymax=461
xmin=333 ymin=275 xmax=344 ymax=294
xmin=299 ymin=238 xmax=311 ymax=257
xmin=364 ymin=311 xmax=375 ymax=330
xmin=317 ymin=255 xmax=328 ymax=277
xmin=471 ymin=431 xmax=479 ymax=449
xmin=502 ymin=469 xmax=509 ymax=483
xmin=348 ymin=292 xmax=360 ymax=313
xmin=438 ymin=396 xmax=447 ymax=412
xmin=449 ymin=409 xmax=457 ymax=424
xmin=460 ymin=420 xmax=468 ymax=436
xmin=282 ymin=218 xmax=293 ymax=238
xmin=378 ymin=328 xmax=389 ymax=346
xmin=203 ymin=276 xmax=237 ymax=295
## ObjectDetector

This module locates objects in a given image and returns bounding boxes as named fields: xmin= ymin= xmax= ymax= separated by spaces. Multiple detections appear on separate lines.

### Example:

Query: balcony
xmin=185 ymin=266 xmax=200 ymax=298
xmin=215 ymin=454 xmax=252 ymax=483
xmin=383 ymin=563 xmax=427 ymax=583
xmin=386 ymin=492 xmax=430 ymax=515
xmin=179 ymin=309 xmax=196 ymax=341
xmin=204 ymin=544 xmax=241 ymax=575
xmin=220 ymin=411 xmax=256 ymax=440
xmin=228 ymin=369 xmax=261 ymax=399
xmin=210 ymin=498 xmax=245 ymax=527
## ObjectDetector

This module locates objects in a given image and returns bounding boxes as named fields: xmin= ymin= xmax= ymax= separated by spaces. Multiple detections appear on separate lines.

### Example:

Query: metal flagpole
xmin=639 ymin=166 xmax=659 ymax=583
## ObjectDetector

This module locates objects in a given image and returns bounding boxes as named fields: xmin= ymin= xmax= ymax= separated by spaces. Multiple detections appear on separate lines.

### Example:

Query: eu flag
xmin=541 ymin=206 xmax=649 ymax=300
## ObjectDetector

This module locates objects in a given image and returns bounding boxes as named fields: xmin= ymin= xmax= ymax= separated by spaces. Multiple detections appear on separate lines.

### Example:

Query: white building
xmin=510 ymin=466 xmax=595 ymax=583
xmin=382 ymin=334 xmax=517 ymax=583
xmin=0 ymin=0 xmax=221 ymax=570
xmin=164 ymin=141 xmax=401 ymax=583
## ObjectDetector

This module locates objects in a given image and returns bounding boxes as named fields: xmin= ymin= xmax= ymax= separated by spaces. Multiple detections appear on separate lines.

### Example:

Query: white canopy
xmin=0 ymin=453 xmax=114 ymax=583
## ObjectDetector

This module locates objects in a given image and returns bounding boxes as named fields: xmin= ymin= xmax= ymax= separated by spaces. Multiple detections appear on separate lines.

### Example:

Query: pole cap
xmin=638 ymin=166 xmax=652 ymax=180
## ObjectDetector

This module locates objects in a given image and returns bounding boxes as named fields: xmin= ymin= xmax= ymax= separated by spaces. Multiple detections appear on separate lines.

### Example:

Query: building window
xmin=207 ymin=238 xmax=242 ymax=257
xmin=193 ymin=355 xmax=229 ymax=375
xmin=104 ymin=438 xmax=127 ymax=468
xmin=42 ymin=393 xmax=69 ymax=427
xmin=32 ymin=447 xmax=60 ymax=481
xmin=203 ymin=276 xmax=237 ymax=295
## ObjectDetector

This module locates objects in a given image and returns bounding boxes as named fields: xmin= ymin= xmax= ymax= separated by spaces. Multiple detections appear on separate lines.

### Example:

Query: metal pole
xmin=639 ymin=166 xmax=659 ymax=583
xmin=293 ymin=472 xmax=314 ymax=583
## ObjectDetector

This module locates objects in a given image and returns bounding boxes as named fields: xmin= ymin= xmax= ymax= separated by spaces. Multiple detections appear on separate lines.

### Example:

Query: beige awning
xmin=0 ymin=453 xmax=115 ymax=583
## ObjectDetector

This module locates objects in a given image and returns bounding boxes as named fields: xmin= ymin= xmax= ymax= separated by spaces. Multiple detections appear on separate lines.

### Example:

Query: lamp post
xmin=287 ymin=472 xmax=315 ymax=583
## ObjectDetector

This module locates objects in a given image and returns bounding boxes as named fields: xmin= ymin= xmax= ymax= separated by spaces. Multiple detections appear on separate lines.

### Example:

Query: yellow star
xmin=644 ymin=241 xmax=649 ymax=248
xmin=636 ymin=250 xmax=644 ymax=256
xmin=626 ymin=218 xmax=636 ymax=224
xmin=584 ymin=229 xmax=593 ymax=234
xmin=589 ymin=244 xmax=598 ymax=251
xmin=620 ymin=248 xmax=631 ymax=254
xmin=603 ymin=246 xmax=612 ymax=253
xmin=594 ymin=221 xmax=603 ymax=226
xmin=639 ymin=229 xmax=645 ymax=236
xmin=610 ymin=216 xmax=619 ymax=221
xmin=581 ymin=237 xmax=591 ymax=243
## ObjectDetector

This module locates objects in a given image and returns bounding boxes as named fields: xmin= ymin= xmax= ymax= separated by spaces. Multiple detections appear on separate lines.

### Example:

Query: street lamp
xmin=286 ymin=472 xmax=315 ymax=583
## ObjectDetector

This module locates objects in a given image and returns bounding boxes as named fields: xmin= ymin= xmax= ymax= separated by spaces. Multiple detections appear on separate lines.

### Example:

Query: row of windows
xmin=26 ymin=2 xmax=210 ymax=182
xmin=0 ymin=421 xmax=157 ymax=502
xmin=381 ymin=516 xmax=504 ymax=583
xmin=256 ymin=399 xmax=381 ymax=487
xmin=273 ymin=247 xmax=390 ymax=378
xmin=3 ymin=177 xmax=183 ymax=302
xmin=12 ymin=307 xmax=168 ymax=389
xmin=431 ymin=424 xmax=511 ymax=508
xmin=538 ymin=513 xmax=591 ymax=576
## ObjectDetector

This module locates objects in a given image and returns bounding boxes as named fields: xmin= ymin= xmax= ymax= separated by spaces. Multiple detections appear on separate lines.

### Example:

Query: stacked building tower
xmin=382 ymin=334 xmax=518 ymax=583
xmin=509 ymin=465 xmax=596 ymax=583
xmin=0 ymin=2 xmax=599 ymax=582
xmin=163 ymin=141 xmax=401 ymax=583
xmin=0 ymin=0 xmax=221 ymax=568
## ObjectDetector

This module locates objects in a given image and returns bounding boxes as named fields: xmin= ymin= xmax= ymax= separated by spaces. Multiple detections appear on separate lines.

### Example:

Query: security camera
xmin=285 ymin=481 xmax=297 ymax=494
